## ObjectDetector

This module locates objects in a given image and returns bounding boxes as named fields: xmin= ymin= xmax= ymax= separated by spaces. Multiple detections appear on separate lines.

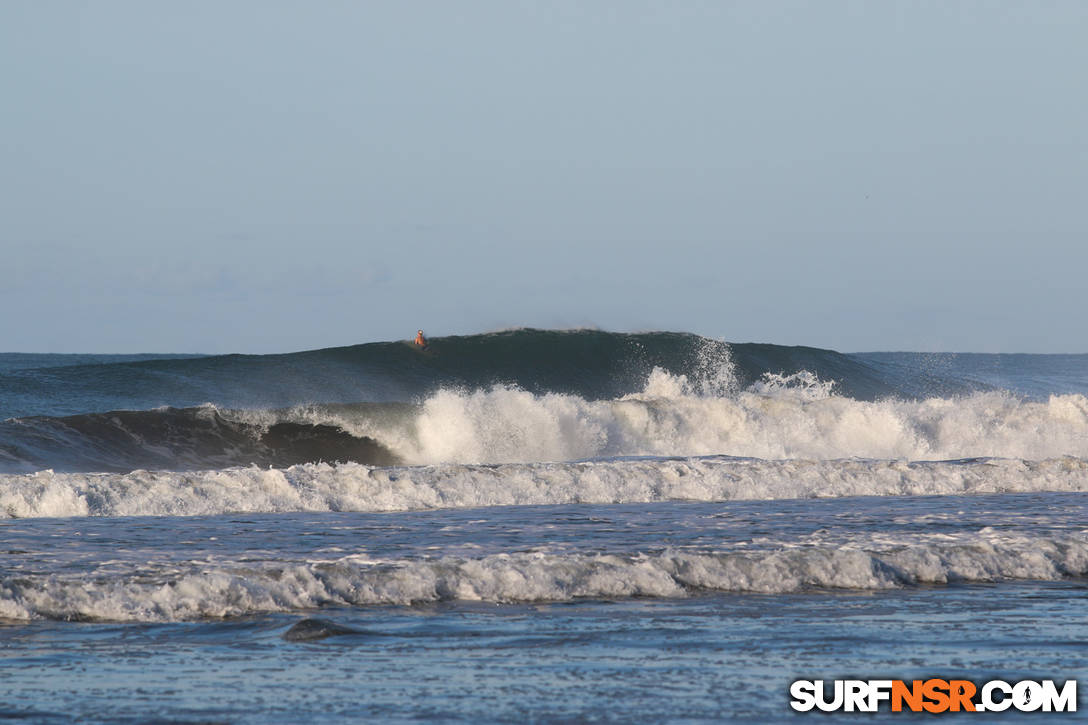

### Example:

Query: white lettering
xmin=792 ymin=677 xmax=1077 ymax=713
xmin=789 ymin=680 xmax=816 ymax=712
xmin=867 ymin=680 xmax=893 ymax=711
xmin=981 ymin=680 xmax=1012 ymax=712
xmin=1040 ymin=679 xmax=1077 ymax=712
xmin=844 ymin=680 xmax=868 ymax=712
xmin=1013 ymin=680 xmax=1043 ymax=712
xmin=815 ymin=680 xmax=844 ymax=712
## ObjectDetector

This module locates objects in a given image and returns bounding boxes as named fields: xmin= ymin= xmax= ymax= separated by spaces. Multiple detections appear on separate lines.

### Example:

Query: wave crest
xmin=4 ymin=366 xmax=1088 ymax=474
xmin=3 ymin=333 xmax=1087 ymax=473
xmin=375 ymin=378 xmax=1088 ymax=464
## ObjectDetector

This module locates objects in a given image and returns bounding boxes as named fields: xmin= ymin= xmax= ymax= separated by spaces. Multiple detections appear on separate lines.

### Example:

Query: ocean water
xmin=1 ymin=330 xmax=1086 ymax=722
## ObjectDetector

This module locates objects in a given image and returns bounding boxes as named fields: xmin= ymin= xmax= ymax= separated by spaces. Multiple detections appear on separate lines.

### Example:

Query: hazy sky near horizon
xmin=3 ymin=1 xmax=1086 ymax=354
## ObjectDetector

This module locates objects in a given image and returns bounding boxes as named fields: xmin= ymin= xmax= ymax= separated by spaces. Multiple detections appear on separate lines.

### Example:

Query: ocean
xmin=1 ymin=329 xmax=1086 ymax=722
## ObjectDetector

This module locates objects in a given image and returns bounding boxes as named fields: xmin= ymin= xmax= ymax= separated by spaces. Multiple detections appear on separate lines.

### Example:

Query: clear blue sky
xmin=2 ymin=1 xmax=1086 ymax=353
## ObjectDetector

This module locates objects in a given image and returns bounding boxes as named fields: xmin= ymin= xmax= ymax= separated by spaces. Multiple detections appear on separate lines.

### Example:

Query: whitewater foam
xmin=249 ymin=373 xmax=1088 ymax=466
xmin=3 ymin=529 xmax=1084 ymax=621
xmin=4 ymin=455 xmax=1087 ymax=519
xmin=6 ymin=337 xmax=1087 ymax=474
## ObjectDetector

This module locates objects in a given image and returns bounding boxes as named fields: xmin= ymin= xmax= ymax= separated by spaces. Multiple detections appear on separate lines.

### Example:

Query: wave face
xmin=0 ymin=329 xmax=973 ymax=422
xmin=2 ymin=330 xmax=1088 ymax=476
xmin=0 ymin=406 xmax=401 ymax=473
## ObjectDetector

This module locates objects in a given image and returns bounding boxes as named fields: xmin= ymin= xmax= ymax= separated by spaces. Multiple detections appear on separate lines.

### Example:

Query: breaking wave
xmin=6 ymin=384 xmax=1088 ymax=476
xmin=4 ymin=455 xmax=1087 ymax=518
xmin=3 ymin=529 xmax=1085 ymax=621
xmin=2 ymin=330 xmax=1086 ymax=477
xmin=0 ymin=330 xmax=911 ymax=420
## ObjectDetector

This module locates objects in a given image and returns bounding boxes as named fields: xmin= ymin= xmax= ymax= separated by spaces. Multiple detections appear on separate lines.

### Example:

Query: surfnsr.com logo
xmin=790 ymin=679 xmax=1077 ymax=713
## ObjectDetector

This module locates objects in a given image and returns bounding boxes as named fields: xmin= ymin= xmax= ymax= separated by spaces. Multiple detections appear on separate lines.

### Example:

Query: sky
xmin=2 ymin=1 xmax=1086 ymax=354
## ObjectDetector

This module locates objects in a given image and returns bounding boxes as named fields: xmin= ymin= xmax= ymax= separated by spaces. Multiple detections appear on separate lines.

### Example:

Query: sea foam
xmin=6 ymin=348 xmax=1087 ymax=475
xmin=3 ymin=455 xmax=1086 ymax=519
xmin=2 ymin=529 xmax=1084 ymax=621
xmin=227 ymin=367 xmax=1088 ymax=467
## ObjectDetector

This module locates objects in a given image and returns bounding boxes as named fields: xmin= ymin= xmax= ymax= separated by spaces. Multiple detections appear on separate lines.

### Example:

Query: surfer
xmin=414 ymin=330 xmax=427 ymax=349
